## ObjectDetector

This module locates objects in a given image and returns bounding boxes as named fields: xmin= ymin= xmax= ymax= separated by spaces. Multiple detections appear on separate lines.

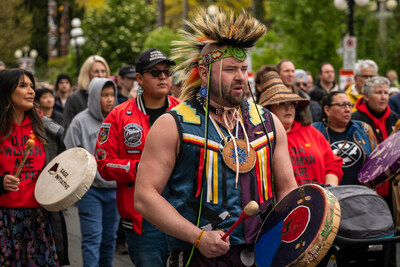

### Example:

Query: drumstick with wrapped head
xmin=15 ymin=139 xmax=35 ymax=178
xmin=221 ymin=200 xmax=259 ymax=241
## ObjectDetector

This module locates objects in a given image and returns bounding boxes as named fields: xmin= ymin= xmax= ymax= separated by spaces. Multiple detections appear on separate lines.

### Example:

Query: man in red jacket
xmin=95 ymin=48 xmax=180 ymax=267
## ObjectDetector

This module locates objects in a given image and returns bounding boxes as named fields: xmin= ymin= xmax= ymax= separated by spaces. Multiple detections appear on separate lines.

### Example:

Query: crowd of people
xmin=1 ymin=7 xmax=400 ymax=267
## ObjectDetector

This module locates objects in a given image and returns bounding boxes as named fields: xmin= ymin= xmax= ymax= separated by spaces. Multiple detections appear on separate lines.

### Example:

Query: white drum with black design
xmin=34 ymin=147 xmax=96 ymax=211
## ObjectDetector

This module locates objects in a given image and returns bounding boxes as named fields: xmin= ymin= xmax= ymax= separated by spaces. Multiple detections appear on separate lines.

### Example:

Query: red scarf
xmin=355 ymin=97 xmax=391 ymax=141
xmin=356 ymin=97 xmax=392 ymax=196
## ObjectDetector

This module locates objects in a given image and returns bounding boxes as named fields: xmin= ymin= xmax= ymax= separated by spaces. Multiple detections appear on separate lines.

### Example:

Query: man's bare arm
xmin=134 ymin=113 xmax=229 ymax=258
xmin=270 ymin=113 xmax=298 ymax=202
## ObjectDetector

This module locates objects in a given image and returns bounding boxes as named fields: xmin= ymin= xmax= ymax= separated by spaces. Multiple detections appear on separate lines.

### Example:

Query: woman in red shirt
xmin=259 ymin=71 xmax=343 ymax=186
xmin=0 ymin=69 xmax=59 ymax=266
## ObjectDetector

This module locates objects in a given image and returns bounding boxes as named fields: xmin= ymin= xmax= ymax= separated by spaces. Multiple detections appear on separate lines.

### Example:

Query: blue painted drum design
xmin=254 ymin=184 xmax=341 ymax=267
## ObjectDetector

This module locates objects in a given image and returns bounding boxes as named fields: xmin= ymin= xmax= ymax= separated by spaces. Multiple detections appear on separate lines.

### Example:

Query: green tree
xmin=0 ymin=0 xmax=32 ymax=68
xmin=251 ymin=30 xmax=284 ymax=72
xmin=380 ymin=9 xmax=400 ymax=75
xmin=24 ymin=0 xmax=49 ymax=79
xmin=143 ymin=26 xmax=182 ymax=58
xmin=81 ymin=0 xmax=156 ymax=73
xmin=164 ymin=1 xmax=252 ymax=30
xmin=265 ymin=0 xmax=343 ymax=75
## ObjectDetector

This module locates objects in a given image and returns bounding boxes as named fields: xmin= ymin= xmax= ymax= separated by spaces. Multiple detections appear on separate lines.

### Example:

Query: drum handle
xmin=15 ymin=139 xmax=35 ymax=178
xmin=221 ymin=201 xmax=258 ymax=241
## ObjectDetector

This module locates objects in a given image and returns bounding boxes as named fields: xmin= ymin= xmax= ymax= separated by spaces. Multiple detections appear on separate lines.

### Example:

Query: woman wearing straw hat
xmin=259 ymin=71 xmax=343 ymax=186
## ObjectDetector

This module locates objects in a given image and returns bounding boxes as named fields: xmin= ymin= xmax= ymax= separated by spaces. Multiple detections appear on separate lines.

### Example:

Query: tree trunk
xmin=157 ymin=0 xmax=164 ymax=27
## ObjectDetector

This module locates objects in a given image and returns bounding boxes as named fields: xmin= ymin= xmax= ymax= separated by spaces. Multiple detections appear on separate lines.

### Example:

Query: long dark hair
xmin=321 ymin=91 xmax=347 ymax=121
xmin=0 ymin=69 xmax=47 ymax=145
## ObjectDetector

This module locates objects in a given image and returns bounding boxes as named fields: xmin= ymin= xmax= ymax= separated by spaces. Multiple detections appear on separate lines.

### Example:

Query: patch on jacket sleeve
xmin=98 ymin=123 xmax=111 ymax=144
xmin=124 ymin=123 xmax=143 ymax=147
xmin=95 ymin=148 xmax=106 ymax=160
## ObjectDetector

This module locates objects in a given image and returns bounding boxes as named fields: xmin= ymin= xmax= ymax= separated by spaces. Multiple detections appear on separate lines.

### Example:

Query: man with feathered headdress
xmin=135 ymin=8 xmax=297 ymax=266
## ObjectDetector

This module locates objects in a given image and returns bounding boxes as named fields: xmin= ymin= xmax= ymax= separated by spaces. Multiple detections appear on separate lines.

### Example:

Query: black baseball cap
xmin=119 ymin=65 xmax=136 ymax=78
xmin=135 ymin=48 xmax=176 ymax=73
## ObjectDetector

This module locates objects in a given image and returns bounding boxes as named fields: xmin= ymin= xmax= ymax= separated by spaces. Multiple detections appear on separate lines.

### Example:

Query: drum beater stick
xmin=221 ymin=200 xmax=259 ymax=241
xmin=15 ymin=139 xmax=35 ymax=178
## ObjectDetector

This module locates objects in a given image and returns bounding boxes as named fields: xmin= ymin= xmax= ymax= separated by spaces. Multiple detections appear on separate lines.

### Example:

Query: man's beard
xmin=209 ymin=75 xmax=244 ymax=107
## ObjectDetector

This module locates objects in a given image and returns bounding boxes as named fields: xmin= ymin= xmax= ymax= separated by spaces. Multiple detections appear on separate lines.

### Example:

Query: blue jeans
xmin=124 ymin=219 xmax=168 ymax=267
xmin=77 ymin=187 xmax=119 ymax=267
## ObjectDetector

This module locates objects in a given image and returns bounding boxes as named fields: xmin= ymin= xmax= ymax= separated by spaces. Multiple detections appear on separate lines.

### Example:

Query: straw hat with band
xmin=258 ymin=71 xmax=310 ymax=112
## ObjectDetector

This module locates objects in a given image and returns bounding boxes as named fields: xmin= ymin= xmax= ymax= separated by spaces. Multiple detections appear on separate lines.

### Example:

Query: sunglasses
xmin=330 ymin=102 xmax=354 ymax=108
xmin=295 ymin=82 xmax=307 ymax=87
xmin=143 ymin=69 xmax=173 ymax=78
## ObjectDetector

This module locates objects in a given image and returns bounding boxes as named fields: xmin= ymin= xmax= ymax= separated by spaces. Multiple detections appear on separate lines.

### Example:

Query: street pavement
xmin=62 ymin=205 xmax=134 ymax=267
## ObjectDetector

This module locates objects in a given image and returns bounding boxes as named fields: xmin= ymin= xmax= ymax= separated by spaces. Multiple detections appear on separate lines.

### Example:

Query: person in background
xmin=309 ymin=62 xmax=339 ymax=104
xmin=35 ymin=88 xmax=63 ymax=125
xmin=306 ymin=70 xmax=314 ymax=91
xmin=314 ymin=91 xmax=377 ymax=185
xmin=346 ymin=59 xmax=378 ymax=111
xmin=54 ymin=73 xmax=72 ymax=114
xmin=254 ymin=65 xmax=278 ymax=103
xmin=0 ymin=69 xmax=60 ymax=266
xmin=352 ymin=76 xmax=399 ymax=143
xmin=352 ymin=76 xmax=399 ymax=205
xmin=387 ymin=70 xmax=400 ymax=88
xmin=170 ymin=70 xmax=183 ymax=98
xmin=95 ymin=48 xmax=180 ymax=266
xmin=277 ymin=59 xmax=295 ymax=90
xmin=294 ymin=69 xmax=310 ymax=95
xmin=117 ymin=65 xmax=137 ymax=104
xmin=0 ymin=60 xmax=6 ymax=70
xmin=294 ymin=69 xmax=322 ymax=122
xmin=259 ymin=71 xmax=343 ymax=186
xmin=388 ymin=87 xmax=400 ymax=97
xmin=63 ymin=55 xmax=110 ymax=131
xmin=277 ymin=60 xmax=315 ymax=123
xmin=389 ymin=88 xmax=400 ymax=115
xmin=64 ymin=77 xmax=119 ymax=267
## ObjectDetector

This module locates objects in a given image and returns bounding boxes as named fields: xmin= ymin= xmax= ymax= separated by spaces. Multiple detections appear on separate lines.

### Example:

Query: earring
xmin=199 ymin=86 xmax=207 ymax=98
xmin=137 ymin=86 xmax=143 ymax=96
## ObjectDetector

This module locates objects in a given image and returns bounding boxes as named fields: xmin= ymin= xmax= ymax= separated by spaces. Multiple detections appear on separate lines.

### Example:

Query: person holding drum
xmin=313 ymin=91 xmax=377 ymax=185
xmin=134 ymin=9 xmax=298 ymax=266
xmin=0 ymin=69 xmax=60 ymax=266
xmin=259 ymin=71 xmax=343 ymax=186
xmin=64 ymin=77 xmax=119 ymax=267
xmin=351 ymin=76 xmax=400 ymax=205
xmin=95 ymin=48 xmax=180 ymax=266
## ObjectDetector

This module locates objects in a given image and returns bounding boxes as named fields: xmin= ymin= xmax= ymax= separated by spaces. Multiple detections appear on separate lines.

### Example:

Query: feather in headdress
xmin=172 ymin=8 xmax=267 ymax=101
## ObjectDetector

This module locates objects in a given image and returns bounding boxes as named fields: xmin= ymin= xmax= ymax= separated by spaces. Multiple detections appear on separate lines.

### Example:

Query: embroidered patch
xmin=124 ymin=123 xmax=143 ymax=147
xmin=98 ymin=123 xmax=111 ymax=144
xmin=95 ymin=148 xmax=107 ymax=160
xmin=126 ymin=110 xmax=132 ymax=115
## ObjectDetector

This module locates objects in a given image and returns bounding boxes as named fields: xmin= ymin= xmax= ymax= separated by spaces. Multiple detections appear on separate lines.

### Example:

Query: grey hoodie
xmin=64 ymin=78 xmax=118 ymax=188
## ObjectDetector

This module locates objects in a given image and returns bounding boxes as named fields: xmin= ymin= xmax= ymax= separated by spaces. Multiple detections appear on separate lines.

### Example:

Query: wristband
xmin=194 ymin=230 xmax=205 ymax=248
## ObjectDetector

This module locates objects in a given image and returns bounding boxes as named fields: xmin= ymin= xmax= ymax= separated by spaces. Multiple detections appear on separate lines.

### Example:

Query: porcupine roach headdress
xmin=171 ymin=8 xmax=267 ymax=101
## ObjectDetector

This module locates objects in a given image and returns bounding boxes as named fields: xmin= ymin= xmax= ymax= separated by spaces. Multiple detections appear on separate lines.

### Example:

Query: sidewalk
xmin=63 ymin=205 xmax=134 ymax=267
